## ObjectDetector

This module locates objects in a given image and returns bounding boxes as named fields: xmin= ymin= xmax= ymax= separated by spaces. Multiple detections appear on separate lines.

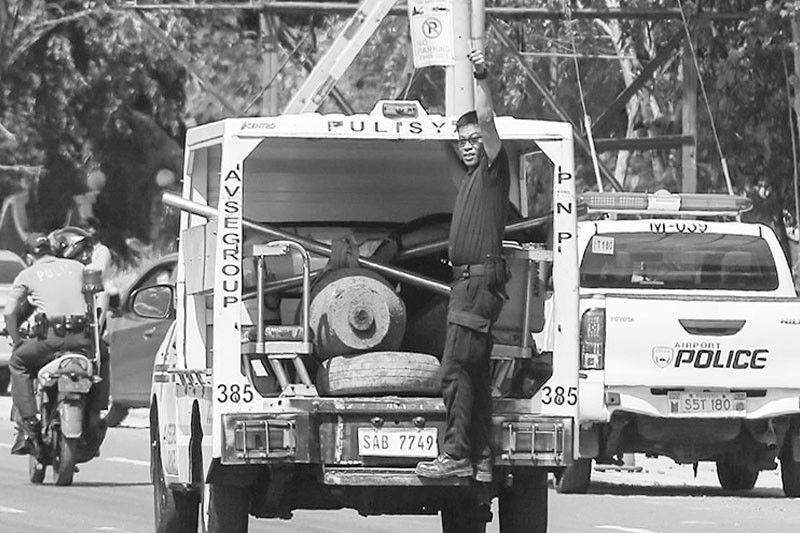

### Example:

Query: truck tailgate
xmin=603 ymin=295 xmax=800 ymax=389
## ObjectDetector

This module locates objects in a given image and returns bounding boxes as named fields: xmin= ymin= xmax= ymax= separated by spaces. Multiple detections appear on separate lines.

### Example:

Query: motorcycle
xmin=8 ymin=269 xmax=108 ymax=486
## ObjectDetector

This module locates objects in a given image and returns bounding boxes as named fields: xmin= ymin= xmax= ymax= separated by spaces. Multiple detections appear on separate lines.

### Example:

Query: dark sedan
xmin=105 ymin=254 xmax=177 ymax=425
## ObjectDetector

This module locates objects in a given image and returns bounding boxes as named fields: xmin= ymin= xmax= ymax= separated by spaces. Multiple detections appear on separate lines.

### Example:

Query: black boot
xmin=85 ymin=411 xmax=108 ymax=458
xmin=11 ymin=417 xmax=42 ymax=458
xmin=415 ymin=453 xmax=473 ymax=479
xmin=473 ymin=455 xmax=493 ymax=483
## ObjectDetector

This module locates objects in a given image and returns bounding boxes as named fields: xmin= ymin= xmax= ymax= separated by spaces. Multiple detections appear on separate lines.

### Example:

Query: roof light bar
xmin=580 ymin=190 xmax=753 ymax=215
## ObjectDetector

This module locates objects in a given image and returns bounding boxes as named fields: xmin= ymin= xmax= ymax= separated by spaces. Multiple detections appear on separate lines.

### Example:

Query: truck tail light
xmin=580 ymin=308 xmax=605 ymax=370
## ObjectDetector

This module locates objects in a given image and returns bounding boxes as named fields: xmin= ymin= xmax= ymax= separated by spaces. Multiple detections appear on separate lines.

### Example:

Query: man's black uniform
xmin=440 ymin=146 xmax=510 ymax=464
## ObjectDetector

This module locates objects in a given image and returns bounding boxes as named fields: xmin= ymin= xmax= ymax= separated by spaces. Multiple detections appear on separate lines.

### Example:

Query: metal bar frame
xmin=163 ymin=192 xmax=451 ymax=295
xmin=488 ymin=17 xmax=624 ymax=192
xmin=591 ymin=29 xmax=687 ymax=137
xmin=120 ymin=3 xmax=751 ymax=22
xmin=593 ymin=134 xmax=695 ymax=152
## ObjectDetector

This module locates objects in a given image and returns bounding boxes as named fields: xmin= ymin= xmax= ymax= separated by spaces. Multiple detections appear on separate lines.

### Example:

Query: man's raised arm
xmin=469 ymin=49 xmax=501 ymax=162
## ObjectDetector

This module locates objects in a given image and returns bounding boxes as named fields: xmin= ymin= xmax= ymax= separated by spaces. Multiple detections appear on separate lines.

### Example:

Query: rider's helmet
xmin=25 ymin=233 xmax=51 ymax=256
xmin=48 ymin=227 xmax=94 ymax=264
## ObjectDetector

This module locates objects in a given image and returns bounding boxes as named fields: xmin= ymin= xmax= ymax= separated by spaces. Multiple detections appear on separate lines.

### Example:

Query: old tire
xmin=316 ymin=351 xmax=441 ymax=396
xmin=716 ymin=459 xmax=759 ymax=490
xmin=104 ymin=402 xmax=130 ymax=428
xmin=152 ymin=407 xmax=199 ymax=533
xmin=206 ymin=483 xmax=250 ymax=533
xmin=499 ymin=468 xmax=548 ymax=533
xmin=53 ymin=434 xmax=78 ymax=486
xmin=555 ymin=458 xmax=592 ymax=494
xmin=0 ymin=366 xmax=10 ymax=395
xmin=29 ymin=455 xmax=46 ymax=484
xmin=780 ymin=455 xmax=800 ymax=497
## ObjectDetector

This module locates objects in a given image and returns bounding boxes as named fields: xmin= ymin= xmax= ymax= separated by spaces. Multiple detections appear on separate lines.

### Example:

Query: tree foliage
xmin=0 ymin=1 xmax=799 ymax=257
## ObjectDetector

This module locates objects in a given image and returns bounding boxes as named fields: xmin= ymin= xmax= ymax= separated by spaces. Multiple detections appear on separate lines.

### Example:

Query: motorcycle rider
xmin=48 ymin=225 xmax=113 ymax=274
xmin=48 ymin=226 xmax=112 ymax=432
xmin=5 ymin=233 xmax=96 ymax=457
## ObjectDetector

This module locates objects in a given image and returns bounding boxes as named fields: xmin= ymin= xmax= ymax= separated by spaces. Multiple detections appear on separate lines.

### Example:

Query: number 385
xmin=217 ymin=383 xmax=254 ymax=403
xmin=541 ymin=386 xmax=578 ymax=406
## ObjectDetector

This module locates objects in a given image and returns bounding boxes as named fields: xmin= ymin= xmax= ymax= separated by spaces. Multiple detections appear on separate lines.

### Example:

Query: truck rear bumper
xmin=218 ymin=397 xmax=573 ymax=471
xmin=592 ymin=386 xmax=800 ymax=421
xmin=322 ymin=466 xmax=471 ymax=486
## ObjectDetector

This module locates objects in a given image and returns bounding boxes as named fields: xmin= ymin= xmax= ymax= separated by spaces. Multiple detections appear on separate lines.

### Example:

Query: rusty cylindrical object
xmin=310 ymin=268 xmax=406 ymax=360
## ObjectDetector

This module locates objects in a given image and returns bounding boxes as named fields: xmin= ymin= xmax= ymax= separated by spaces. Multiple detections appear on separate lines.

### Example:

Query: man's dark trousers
xmin=441 ymin=273 xmax=504 ymax=461
xmin=10 ymin=333 xmax=94 ymax=419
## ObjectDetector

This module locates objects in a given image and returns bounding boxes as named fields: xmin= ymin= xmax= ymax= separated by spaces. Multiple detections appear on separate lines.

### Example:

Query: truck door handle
xmin=143 ymin=327 xmax=157 ymax=339
xmin=678 ymin=319 xmax=745 ymax=336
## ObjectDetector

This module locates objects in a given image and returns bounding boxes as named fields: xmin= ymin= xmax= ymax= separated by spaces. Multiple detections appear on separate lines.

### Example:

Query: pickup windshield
xmin=580 ymin=232 xmax=779 ymax=290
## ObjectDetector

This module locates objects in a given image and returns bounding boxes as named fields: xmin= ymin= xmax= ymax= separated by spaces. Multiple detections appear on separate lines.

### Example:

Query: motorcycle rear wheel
xmin=53 ymin=434 xmax=79 ymax=486
xmin=28 ymin=455 xmax=46 ymax=484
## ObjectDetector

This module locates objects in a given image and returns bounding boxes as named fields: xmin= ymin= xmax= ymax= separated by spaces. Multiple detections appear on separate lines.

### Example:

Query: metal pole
xmin=260 ymin=13 xmax=279 ymax=115
xmin=681 ymin=34 xmax=697 ymax=193
xmin=243 ymin=211 xmax=569 ymax=296
xmin=162 ymin=192 xmax=451 ymax=295
xmin=121 ymin=4 xmax=750 ymax=22
xmin=396 ymin=212 xmax=554 ymax=261
xmin=256 ymin=256 xmax=265 ymax=350
xmin=446 ymin=0 xmax=474 ymax=115
xmin=470 ymin=0 xmax=485 ymax=51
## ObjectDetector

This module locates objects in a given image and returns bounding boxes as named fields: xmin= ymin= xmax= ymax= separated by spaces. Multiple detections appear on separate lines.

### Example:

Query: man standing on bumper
xmin=416 ymin=49 xmax=509 ymax=483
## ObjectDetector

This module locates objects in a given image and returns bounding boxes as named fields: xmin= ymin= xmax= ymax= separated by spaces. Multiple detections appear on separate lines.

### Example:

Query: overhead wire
xmin=243 ymin=26 xmax=312 ymax=114
xmin=676 ymin=0 xmax=734 ymax=195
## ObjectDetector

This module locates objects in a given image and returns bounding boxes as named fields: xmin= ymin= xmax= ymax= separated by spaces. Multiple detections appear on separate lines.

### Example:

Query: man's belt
xmin=31 ymin=314 xmax=89 ymax=339
xmin=51 ymin=315 xmax=89 ymax=336
xmin=452 ymin=263 xmax=488 ymax=281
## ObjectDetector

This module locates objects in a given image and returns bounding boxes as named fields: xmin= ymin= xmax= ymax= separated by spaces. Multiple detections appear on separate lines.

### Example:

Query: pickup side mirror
xmin=131 ymin=285 xmax=175 ymax=320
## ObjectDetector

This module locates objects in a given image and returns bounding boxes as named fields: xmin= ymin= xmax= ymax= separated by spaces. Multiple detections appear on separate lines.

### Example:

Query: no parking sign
xmin=408 ymin=0 xmax=455 ymax=67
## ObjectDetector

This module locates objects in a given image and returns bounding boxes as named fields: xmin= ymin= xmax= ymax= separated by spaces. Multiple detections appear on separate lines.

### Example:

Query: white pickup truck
xmin=545 ymin=191 xmax=800 ymax=496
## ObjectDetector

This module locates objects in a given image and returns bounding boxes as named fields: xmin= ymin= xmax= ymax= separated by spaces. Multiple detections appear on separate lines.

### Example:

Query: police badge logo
xmin=652 ymin=346 xmax=674 ymax=368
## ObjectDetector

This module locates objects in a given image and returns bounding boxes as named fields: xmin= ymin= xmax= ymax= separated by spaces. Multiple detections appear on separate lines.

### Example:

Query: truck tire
xmin=151 ymin=408 xmax=199 ymax=533
xmin=104 ymin=402 xmax=130 ymax=428
xmin=780 ymin=455 xmax=800 ymax=497
xmin=0 ymin=366 xmax=10 ymax=394
xmin=316 ymin=351 xmax=441 ymax=396
xmin=440 ymin=492 xmax=488 ymax=533
xmin=716 ymin=459 xmax=758 ymax=490
xmin=555 ymin=458 xmax=592 ymax=494
xmin=206 ymin=483 xmax=250 ymax=533
xmin=499 ymin=468 xmax=548 ymax=533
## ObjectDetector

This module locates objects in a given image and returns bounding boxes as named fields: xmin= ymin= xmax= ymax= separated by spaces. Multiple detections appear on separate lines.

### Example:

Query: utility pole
xmin=681 ymin=33 xmax=697 ymax=193
xmin=790 ymin=7 xmax=800 ymax=252
xmin=445 ymin=0 xmax=475 ymax=115
xmin=260 ymin=13 xmax=280 ymax=115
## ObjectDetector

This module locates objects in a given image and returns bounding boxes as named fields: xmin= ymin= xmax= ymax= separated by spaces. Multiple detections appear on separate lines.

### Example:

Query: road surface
xmin=1 ymin=397 xmax=800 ymax=533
